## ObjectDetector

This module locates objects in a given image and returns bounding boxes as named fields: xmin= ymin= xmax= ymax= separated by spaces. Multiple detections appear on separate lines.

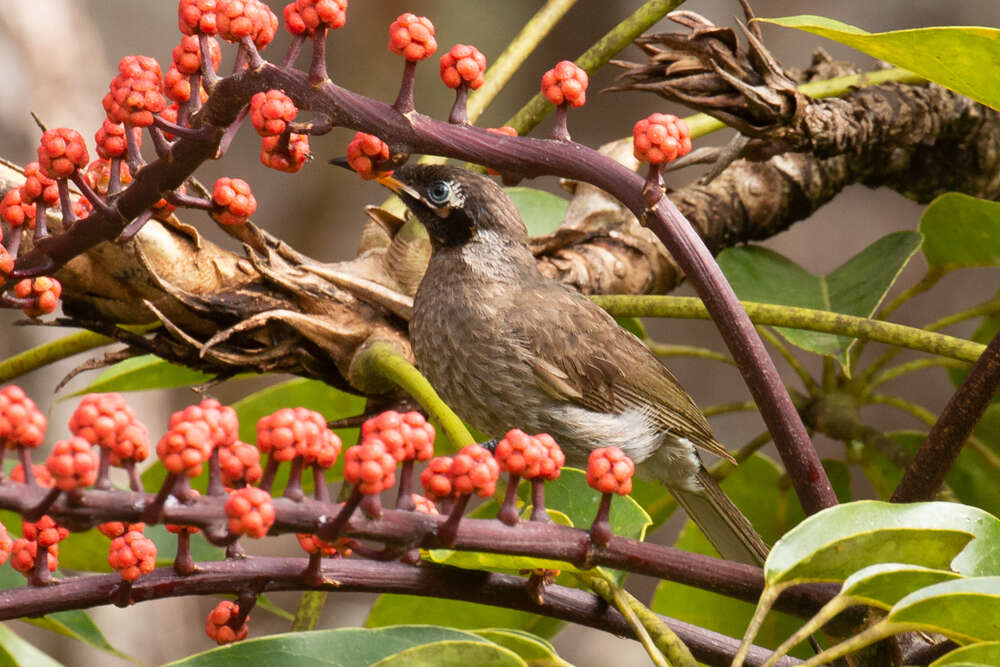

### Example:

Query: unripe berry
xmin=250 ymin=90 xmax=298 ymax=137
xmin=217 ymin=0 xmax=278 ymax=48
xmin=109 ymin=530 xmax=157 ymax=581
xmin=439 ymin=44 xmax=487 ymax=90
xmin=212 ymin=177 xmax=257 ymax=225
xmin=225 ymin=486 xmax=275 ymax=538
xmin=45 ymin=436 xmax=99 ymax=491
xmin=13 ymin=277 xmax=62 ymax=317
xmin=256 ymin=406 xmax=330 ymax=462
xmin=361 ymin=410 xmax=434 ymax=462
xmin=69 ymin=393 xmax=150 ymax=466
xmin=343 ymin=437 xmax=396 ymax=495
xmin=38 ymin=128 xmax=90 ymax=179
xmin=164 ymin=64 xmax=209 ymax=105
xmin=85 ymin=158 xmax=133 ymax=197
xmin=541 ymin=60 xmax=588 ymax=108
xmin=420 ymin=456 xmax=453 ymax=501
xmin=449 ymin=444 xmax=500 ymax=497
xmin=345 ymin=132 xmax=390 ymax=180
xmin=388 ymin=13 xmax=437 ymax=62
xmin=206 ymin=600 xmax=249 ymax=644
xmin=632 ymin=113 xmax=692 ymax=165
xmin=585 ymin=446 xmax=635 ymax=495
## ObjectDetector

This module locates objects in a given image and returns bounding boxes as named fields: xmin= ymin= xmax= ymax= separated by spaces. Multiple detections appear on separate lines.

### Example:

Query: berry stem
xmin=438 ymin=494 xmax=471 ymax=548
xmin=30 ymin=544 xmax=53 ymax=586
xmin=70 ymin=171 xmax=115 ymax=217
xmin=239 ymin=36 xmax=265 ymax=71
xmin=111 ymin=580 xmax=133 ymax=607
xmin=448 ymin=85 xmax=470 ymax=125
xmin=226 ymin=541 xmax=246 ymax=559
xmin=5 ymin=228 xmax=23 ymax=259
xmin=207 ymin=448 xmax=224 ymax=497
xmin=231 ymin=589 xmax=258 ymax=629
xmin=529 ymin=479 xmax=550 ymax=523
xmin=317 ymin=485 xmax=362 ymax=542
xmin=188 ymin=71 xmax=204 ymax=117
xmin=393 ymin=60 xmax=418 ymax=114
xmin=17 ymin=447 xmax=35 ymax=485
xmin=151 ymin=116 xmax=215 ymax=143
xmin=117 ymin=209 xmax=154 ymax=244
xmin=143 ymin=473 xmax=179 ymax=523
xmin=284 ymin=457 xmax=305 ymax=501
xmin=199 ymin=34 xmax=220 ymax=89
xmin=258 ymin=455 xmax=279 ymax=493
xmin=174 ymin=530 xmax=195 ymax=575
xmin=57 ymin=179 xmax=76 ymax=229
xmin=95 ymin=447 xmax=112 ymax=491
xmin=590 ymin=493 xmax=613 ymax=547
xmin=109 ymin=157 xmax=123 ymax=195
xmin=312 ymin=466 xmax=329 ymax=503
xmin=124 ymin=124 xmax=144 ymax=174
xmin=23 ymin=487 xmax=61 ymax=523
xmin=148 ymin=126 xmax=173 ymax=158
xmin=217 ymin=108 xmax=249 ymax=158
xmin=551 ymin=104 xmax=570 ymax=142
xmin=642 ymin=163 xmax=665 ymax=208
xmin=498 ymin=474 xmax=521 ymax=526
xmin=394 ymin=460 xmax=415 ymax=510
xmin=164 ymin=190 xmax=213 ymax=211
xmin=303 ymin=552 xmax=323 ymax=586
xmin=125 ymin=460 xmax=143 ymax=492
xmin=360 ymin=494 xmax=382 ymax=520
xmin=308 ymin=26 xmax=329 ymax=84
xmin=288 ymin=115 xmax=333 ymax=135
xmin=281 ymin=34 xmax=306 ymax=69
xmin=33 ymin=204 xmax=49 ymax=241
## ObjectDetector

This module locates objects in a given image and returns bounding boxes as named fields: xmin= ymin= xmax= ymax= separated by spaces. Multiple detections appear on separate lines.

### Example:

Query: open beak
xmin=372 ymin=172 xmax=422 ymax=202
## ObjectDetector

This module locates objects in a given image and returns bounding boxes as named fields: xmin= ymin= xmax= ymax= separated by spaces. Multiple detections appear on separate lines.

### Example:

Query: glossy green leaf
xmin=889 ymin=577 xmax=1000 ymax=642
xmin=839 ymin=563 xmax=963 ymax=609
xmin=366 ymin=596 xmax=564 ymax=640
xmin=165 ymin=626 xmax=508 ymax=666
xmin=760 ymin=17 xmax=1000 ymax=111
xmin=717 ymin=232 xmax=921 ymax=367
xmin=764 ymin=501 xmax=986 ymax=585
xmin=470 ymin=630 xmax=569 ymax=666
xmin=921 ymin=194 xmax=1000 ymax=273
xmin=506 ymin=187 xmax=568 ymax=237
xmin=931 ymin=642 xmax=1000 ymax=667
xmin=24 ymin=610 xmax=128 ymax=661
xmin=374 ymin=640 xmax=526 ymax=666
xmin=69 ymin=354 xmax=216 ymax=396
xmin=0 ymin=624 xmax=62 ymax=667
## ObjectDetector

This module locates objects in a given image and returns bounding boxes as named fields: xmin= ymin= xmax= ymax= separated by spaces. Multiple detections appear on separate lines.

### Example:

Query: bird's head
xmin=372 ymin=164 xmax=528 ymax=249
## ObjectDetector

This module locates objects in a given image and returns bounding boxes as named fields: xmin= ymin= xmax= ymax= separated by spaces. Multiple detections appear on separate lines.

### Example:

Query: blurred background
xmin=1 ymin=1 xmax=998 ymax=664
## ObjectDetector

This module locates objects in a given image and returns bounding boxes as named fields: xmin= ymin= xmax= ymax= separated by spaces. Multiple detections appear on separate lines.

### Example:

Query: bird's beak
xmin=373 ymin=172 xmax=422 ymax=203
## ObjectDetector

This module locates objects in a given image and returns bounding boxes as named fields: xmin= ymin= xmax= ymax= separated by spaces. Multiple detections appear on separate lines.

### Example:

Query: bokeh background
xmin=1 ymin=1 xmax=998 ymax=664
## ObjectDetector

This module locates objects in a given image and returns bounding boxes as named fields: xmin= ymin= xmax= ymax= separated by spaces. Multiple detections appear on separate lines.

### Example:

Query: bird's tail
xmin=669 ymin=467 xmax=770 ymax=566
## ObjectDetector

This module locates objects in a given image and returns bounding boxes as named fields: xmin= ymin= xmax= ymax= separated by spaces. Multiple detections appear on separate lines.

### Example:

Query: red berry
xmin=420 ymin=456 xmax=453 ymax=501
xmin=72 ymin=195 xmax=93 ymax=219
xmin=105 ymin=55 xmax=166 ymax=128
xmin=495 ymin=430 xmax=564 ymax=481
xmin=250 ymin=90 xmax=298 ymax=137
xmin=343 ymin=437 xmax=396 ymax=495
xmin=10 ymin=539 xmax=57 ymax=577
xmin=206 ymin=600 xmax=249 ymax=645
xmin=69 ymin=393 xmax=150 ymax=467
xmin=283 ymin=0 xmax=347 ymax=36
xmin=632 ymin=113 xmax=692 ymax=165
xmin=108 ymin=529 xmax=157 ymax=581
xmin=13 ymin=276 xmax=62 ymax=317
xmin=410 ymin=493 xmax=439 ymax=515
xmin=302 ymin=430 xmax=341 ymax=470
xmin=345 ymin=132 xmax=390 ymax=180
xmin=0 ymin=246 xmax=12 ymax=279
xmin=22 ymin=516 xmax=69 ymax=548
xmin=173 ymin=34 xmax=222 ymax=75
xmin=94 ymin=119 xmax=141 ymax=160
xmin=10 ymin=464 xmax=54 ymax=488
xmin=85 ymin=158 xmax=133 ymax=197
xmin=541 ymin=60 xmax=588 ymax=108
xmin=296 ymin=532 xmax=351 ymax=556
xmin=164 ymin=63 xmax=209 ymax=105
xmin=218 ymin=440 xmax=263 ymax=487
xmin=585 ymin=446 xmax=635 ymax=495
xmin=97 ymin=521 xmax=146 ymax=539
xmin=169 ymin=398 xmax=239 ymax=451
xmin=217 ymin=0 xmax=278 ymax=48
xmin=449 ymin=444 xmax=500 ymax=498
xmin=157 ymin=420 xmax=213 ymax=477
xmin=37 ymin=128 xmax=90 ymax=179
xmin=225 ymin=487 xmax=275 ymax=538
xmin=0 ymin=385 xmax=47 ymax=449
xmin=361 ymin=410 xmax=435 ymax=463
xmin=388 ymin=13 xmax=437 ymax=62
xmin=439 ymin=44 xmax=487 ymax=90
xmin=0 ymin=188 xmax=35 ymax=230
xmin=0 ymin=523 xmax=12 ymax=566
xmin=21 ymin=162 xmax=59 ymax=207
xmin=179 ymin=0 xmax=219 ymax=35
xmin=260 ymin=133 xmax=310 ymax=173
xmin=255 ymin=407 xmax=331 ymax=463
xmin=45 ymin=436 xmax=99 ymax=491
xmin=212 ymin=177 xmax=256 ymax=225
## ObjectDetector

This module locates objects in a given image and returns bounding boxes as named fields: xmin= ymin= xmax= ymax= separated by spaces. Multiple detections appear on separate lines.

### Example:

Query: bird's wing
xmin=512 ymin=283 xmax=734 ymax=462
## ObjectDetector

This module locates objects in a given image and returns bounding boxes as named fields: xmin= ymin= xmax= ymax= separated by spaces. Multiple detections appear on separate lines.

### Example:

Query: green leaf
xmin=0 ymin=624 xmax=62 ymax=667
xmin=373 ymin=640 xmax=526 ymax=666
xmin=759 ymin=17 xmax=1000 ymax=111
xmin=717 ymin=232 xmax=921 ymax=368
xmin=764 ymin=500 xmax=991 ymax=585
xmin=23 ymin=611 xmax=129 ymax=661
xmin=615 ymin=316 xmax=647 ymax=339
xmin=164 ymin=626 xmax=504 ymax=666
xmin=889 ymin=577 xmax=1000 ymax=643
xmin=920 ymin=194 xmax=1000 ymax=273
xmin=839 ymin=563 xmax=963 ymax=609
xmin=69 ymin=355 xmax=216 ymax=396
xmin=366 ymin=597 xmax=564 ymax=640
xmin=470 ymin=630 xmax=570 ymax=666
xmin=931 ymin=642 xmax=1000 ymax=667
xmin=506 ymin=187 xmax=568 ymax=237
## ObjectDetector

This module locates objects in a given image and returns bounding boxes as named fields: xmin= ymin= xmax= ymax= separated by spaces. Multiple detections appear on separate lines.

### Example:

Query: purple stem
xmin=174 ymin=530 xmax=195 ymax=575
xmin=29 ymin=543 xmax=53 ymax=586
xmin=231 ymin=589 xmax=258 ymax=629
xmin=143 ymin=473 xmax=179 ymax=523
xmin=258 ymin=455 xmax=279 ymax=494
xmin=18 ymin=448 xmax=35 ymax=485
xmin=23 ymin=487 xmax=61 ymax=523
xmin=225 ymin=541 xmax=245 ymax=559
xmin=281 ymin=34 xmax=305 ymax=69
xmin=70 ymin=171 xmax=114 ymax=216
xmin=109 ymin=157 xmax=123 ymax=195
xmin=394 ymin=460 xmax=415 ymax=510
xmin=125 ymin=461 xmax=143 ymax=493
xmin=94 ymin=447 xmax=112 ymax=491
xmin=308 ymin=26 xmax=328 ymax=84
xmin=529 ymin=479 xmax=550 ymax=523
xmin=151 ymin=116 xmax=215 ymax=142
xmin=207 ymin=448 xmax=224 ymax=496
xmin=33 ymin=203 xmax=49 ymax=240
xmin=438 ymin=494 xmax=471 ymax=547
xmin=116 ymin=209 xmax=154 ymax=243
xmin=5 ymin=228 xmax=22 ymax=260
xmin=239 ymin=36 xmax=264 ymax=71
xmin=303 ymin=551 xmax=323 ymax=586
xmin=551 ymin=104 xmax=570 ymax=142
xmin=163 ymin=190 xmax=213 ymax=210
xmin=188 ymin=71 xmax=204 ymax=116
xmin=318 ymin=486 xmax=362 ymax=542
xmin=498 ymin=474 xmax=521 ymax=526
xmin=56 ymin=179 xmax=76 ymax=229
xmin=285 ymin=457 xmax=305 ymax=501
xmin=148 ymin=126 xmax=173 ymax=157
xmin=124 ymin=124 xmax=143 ymax=174
xmin=217 ymin=107 xmax=248 ymax=158
xmin=393 ymin=60 xmax=417 ymax=114
xmin=448 ymin=85 xmax=469 ymax=125
xmin=199 ymin=35 xmax=221 ymax=89
xmin=312 ymin=466 xmax=330 ymax=503
xmin=590 ymin=493 xmax=612 ymax=547
xmin=360 ymin=493 xmax=382 ymax=519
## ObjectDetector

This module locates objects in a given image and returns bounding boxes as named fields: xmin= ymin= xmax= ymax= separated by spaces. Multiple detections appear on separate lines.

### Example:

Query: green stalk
xmin=291 ymin=591 xmax=327 ymax=631
xmin=702 ymin=401 xmax=757 ymax=418
xmin=757 ymin=326 xmax=819 ymax=394
xmin=646 ymin=342 xmax=734 ymax=365
xmin=591 ymin=295 xmax=985 ymax=364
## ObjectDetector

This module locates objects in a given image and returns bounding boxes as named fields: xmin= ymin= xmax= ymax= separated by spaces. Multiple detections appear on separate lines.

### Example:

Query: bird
xmin=371 ymin=162 xmax=769 ymax=565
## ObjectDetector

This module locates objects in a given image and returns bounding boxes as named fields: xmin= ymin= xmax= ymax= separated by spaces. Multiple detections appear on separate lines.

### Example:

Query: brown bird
xmin=374 ymin=163 xmax=768 ymax=565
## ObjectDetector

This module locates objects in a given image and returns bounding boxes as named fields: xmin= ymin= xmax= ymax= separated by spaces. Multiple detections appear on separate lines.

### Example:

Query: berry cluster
xmin=109 ymin=529 xmax=158 ymax=581
xmin=541 ymin=60 xmax=588 ymax=108
xmin=632 ymin=113 xmax=692 ymax=165
xmin=388 ymin=13 xmax=437 ymax=62
xmin=361 ymin=410 xmax=434 ymax=463
xmin=345 ymin=132 xmax=391 ymax=180
xmin=219 ymin=440 xmax=263 ymax=487
xmin=206 ymin=600 xmax=249 ymax=645
xmin=45 ymin=437 xmax=99 ymax=491
xmin=257 ymin=406 xmax=331 ymax=462
xmin=495 ymin=429 xmax=565 ymax=481
xmin=585 ymin=446 xmax=635 ymax=495
xmin=439 ymin=44 xmax=486 ymax=90
xmin=0 ymin=385 xmax=47 ymax=450
xmin=104 ymin=55 xmax=167 ymax=128
xmin=38 ymin=128 xmax=90 ymax=179
xmin=283 ymin=0 xmax=348 ymax=36
xmin=225 ymin=486 xmax=276 ymax=538
xmin=449 ymin=444 xmax=500 ymax=498
xmin=343 ymin=438 xmax=396 ymax=495
xmin=157 ymin=420 xmax=213 ymax=477
xmin=212 ymin=177 xmax=257 ymax=225
xmin=216 ymin=0 xmax=279 ymax=48
xmin=70 ymin=392 xmax=150 ymax=466
xmin=250 ymin=90 xmax=298 ymax=137
xmin=94 ymin=119 xmax=140 ymax=160
xmin=13 ymin=277 xmax=62 ymax=317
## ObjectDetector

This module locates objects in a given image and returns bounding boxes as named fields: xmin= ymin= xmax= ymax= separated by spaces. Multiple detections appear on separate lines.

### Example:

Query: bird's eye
xmin=426 ymin=180 xmax=452 ymax=205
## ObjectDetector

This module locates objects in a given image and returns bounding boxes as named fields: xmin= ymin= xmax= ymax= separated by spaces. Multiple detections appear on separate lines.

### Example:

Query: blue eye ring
xmin=426 ymin=180 xmax=452 ymax=205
